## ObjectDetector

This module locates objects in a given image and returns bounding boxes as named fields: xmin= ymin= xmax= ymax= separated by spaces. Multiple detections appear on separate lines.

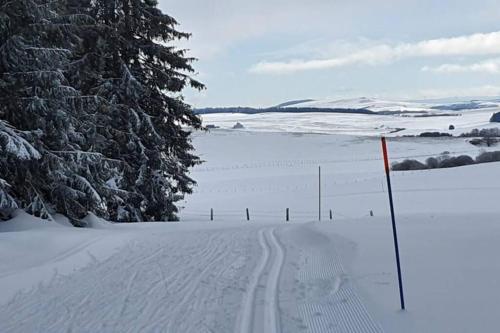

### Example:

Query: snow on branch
xmin=0 ymin=121 xmax=41 ymax=160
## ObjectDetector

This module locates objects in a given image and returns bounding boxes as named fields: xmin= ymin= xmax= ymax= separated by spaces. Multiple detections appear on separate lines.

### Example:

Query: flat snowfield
xmin=1 ymin=129 xmax=500 ymax=333
xmin=201 ymin=108 xmax=500 ymax=136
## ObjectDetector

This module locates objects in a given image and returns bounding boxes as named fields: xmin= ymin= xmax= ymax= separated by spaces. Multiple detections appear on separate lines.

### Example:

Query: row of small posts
xmin=208 ymin=208 xmax=336 ymax=222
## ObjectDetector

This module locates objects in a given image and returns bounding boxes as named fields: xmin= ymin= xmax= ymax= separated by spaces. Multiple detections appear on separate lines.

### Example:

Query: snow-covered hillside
xmin=200 ymin=96 xmax=500 ymax=136
xmin=283 ymin=96 xmax=500 ymax=113
xmin=2 ymin=128 xmax=500 ymax=332
xmin=283 ymin=97 xmax=429 ymax=112
xmin=202 ymin=108 xmax=500 ymax=136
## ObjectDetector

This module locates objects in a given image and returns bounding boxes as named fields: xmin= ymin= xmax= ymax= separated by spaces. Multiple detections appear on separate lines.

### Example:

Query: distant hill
xmin=193 ymin=106 xmax=375 ymax=115
xmin=283 ymin=97 xmax=429 ymax=112
xmin=431 ymin=101 xmax=498 ymax=111
xmin=194 ymin=97 xmax=500 ymax=115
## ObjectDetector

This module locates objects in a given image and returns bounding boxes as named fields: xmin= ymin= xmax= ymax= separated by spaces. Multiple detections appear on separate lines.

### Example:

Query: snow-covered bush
xmin=391 ymin=159 xmax=427 ymax=171
xmin=475 ymin=151 xmax=500 ymax=164
xmin=425 ymin=157 xmax=439 ymax=169
xmin=393 ymin=154 xmax=474 ymax=171
xmin=438 ymin=155 xmax=475 ymax=168
xmin=392 ymin=152 xmax=500 ymax=171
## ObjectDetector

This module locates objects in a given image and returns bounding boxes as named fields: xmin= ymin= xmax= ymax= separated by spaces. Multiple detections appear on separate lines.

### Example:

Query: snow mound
xmin=82 ymin=213 xmax=114 ymax=229
xmin=0 ymin=210 xmax=62 ymax=232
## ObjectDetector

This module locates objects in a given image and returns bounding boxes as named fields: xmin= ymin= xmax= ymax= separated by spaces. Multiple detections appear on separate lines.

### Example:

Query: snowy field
xmin=2 ymin=116 xmax=500 ymax=332
xmin=201 ymin=103 xmax=500 ymax=136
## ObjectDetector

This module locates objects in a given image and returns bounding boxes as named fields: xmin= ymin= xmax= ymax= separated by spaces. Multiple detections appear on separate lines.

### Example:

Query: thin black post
xmin=246 ymin=208 xmax=250 ymax=221
xmin=318 ymin=166 xmax=321 ymax=221
xmin=210 ymin=208 xmax=213 ymax=221
xmin=329 ymin=209 xmax=333 ymax=220
xmin=286 ymin=208 xmax=289 ymax=222
xmin=381 ymin=137 xmax=406 ymax=311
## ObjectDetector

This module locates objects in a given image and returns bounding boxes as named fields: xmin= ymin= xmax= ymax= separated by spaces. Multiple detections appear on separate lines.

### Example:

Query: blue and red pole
xmin=381 ymin=137 xmax=406 ymax=311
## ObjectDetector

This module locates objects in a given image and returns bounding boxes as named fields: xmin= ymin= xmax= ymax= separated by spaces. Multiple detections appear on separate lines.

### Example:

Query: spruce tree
xmin=0 ymin=0 xmax=120 ymax=224
xmin=67 ymin=0 xmax=204 ymax=221
xmin=0 ymin=120 xmax=41 ymax=217
xmin=0 ymin=0 xmax=202 ymax=223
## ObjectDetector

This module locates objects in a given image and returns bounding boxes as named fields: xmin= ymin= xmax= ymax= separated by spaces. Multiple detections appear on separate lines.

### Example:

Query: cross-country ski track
xmin=0 ymin=221 xmax=384 ymax=333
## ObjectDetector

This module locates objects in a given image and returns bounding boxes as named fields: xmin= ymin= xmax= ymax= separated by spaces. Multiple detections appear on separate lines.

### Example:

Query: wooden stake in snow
xmin=210 ymin=208 xmax=213 ymax=221
xmin=286 ymin=208 xmax=289 ymax=222
xmin=381 ymin=137 xmax=406 ymax=310
xmin=246 ymin=208 xmax=250 ymax=221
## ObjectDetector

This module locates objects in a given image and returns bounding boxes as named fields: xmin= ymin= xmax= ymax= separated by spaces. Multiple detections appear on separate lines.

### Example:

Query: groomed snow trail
xmin=0 ymin=227 xmax=262 ymax=333
xmin=0 ymin=223 xmax=383 ymax=333
xmin=238 ymin=227 xmax=285 ymax=333
xmin=280 ymin=224 xmax=385 ymax=333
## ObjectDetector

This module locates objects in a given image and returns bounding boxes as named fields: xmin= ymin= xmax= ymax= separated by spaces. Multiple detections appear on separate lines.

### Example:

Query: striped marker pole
xmin=381 ymin=137 xmax=406 ymax=311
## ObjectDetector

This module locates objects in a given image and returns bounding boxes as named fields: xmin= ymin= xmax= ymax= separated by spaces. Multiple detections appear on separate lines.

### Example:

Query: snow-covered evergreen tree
xmin=0 ymin=120 xmax=41 ymax=217
xmin=66 ymin=0 xmax=204 ymax=221
xmin=0 ymin=0 xmax=202 ymax=223
xmin=0 ymin=0 xmax=122 ymax=224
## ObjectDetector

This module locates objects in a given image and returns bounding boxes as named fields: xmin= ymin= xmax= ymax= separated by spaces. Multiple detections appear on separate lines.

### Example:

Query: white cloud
xmin=160 ymin=0 xmax=339 ymax=59
xmin=250 ymin=31 xmax=500 ymax=74
xmin=422 ymin=58 xmax=500 ymax=74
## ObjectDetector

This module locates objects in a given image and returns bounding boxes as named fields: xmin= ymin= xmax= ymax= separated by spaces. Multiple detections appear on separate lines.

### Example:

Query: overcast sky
xmin=159 ymin=0 xmax=500 ymax=107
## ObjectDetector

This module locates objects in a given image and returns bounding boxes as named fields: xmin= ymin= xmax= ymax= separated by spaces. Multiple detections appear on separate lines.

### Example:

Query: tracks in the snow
xmin=0 ymin=228 xmax=260 ymax=333
xmin=291 ymin=225 xmax=384 ymax=333
xmin=0 ymin=223 xmax=384 ymax=333
xmin=238 ymin=227 xmax=285 ymax=333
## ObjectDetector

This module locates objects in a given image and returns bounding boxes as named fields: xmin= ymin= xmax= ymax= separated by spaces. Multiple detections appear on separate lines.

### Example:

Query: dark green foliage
xmin=392 ymin=153 xmax=493 ymax=171
xmin=64 ymin=0 xmax=204 ymax=221
xmin=0 ymin=0 xmax=111 ymax=223
xmin=475 ymin=151 xmax=500 ymax=164
xmin=391 ymin=159 xmax=427 ymax=171
xmin=418 ymin=132 xmax=452 ymax=137
xmin=438 ymin=155 xmax=475 ymax=168
xmin=0 ymin=0 xmax=202 ymax=223
xmin=461 ymin=128 xmax=500 ymax=137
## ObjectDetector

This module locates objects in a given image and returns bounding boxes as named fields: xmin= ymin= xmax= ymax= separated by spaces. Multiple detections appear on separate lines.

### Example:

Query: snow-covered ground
xmin=202 ymin=108 xmax=500 ymax=136
xmin=2 ymin=117 xmax=500 ymax=332
xmin=203 ymin=97 xmax=500 ymax=136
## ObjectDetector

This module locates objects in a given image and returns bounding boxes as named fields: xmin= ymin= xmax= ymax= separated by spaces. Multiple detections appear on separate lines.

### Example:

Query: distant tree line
xmin=0 ymin=0 xmax=203 ymax=224
xmin=392 ymin=151 xmax=500 ymax=171
xmin=460 ymin=128 xmax=500 ymax=138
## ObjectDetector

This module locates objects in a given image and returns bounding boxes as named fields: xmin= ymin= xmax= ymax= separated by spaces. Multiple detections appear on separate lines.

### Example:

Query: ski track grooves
xmin=0 ymin=224 xmax=384 ymax=333
xmin=239 ymin=229 xmax=269 ymax=333
xmin=238 ymin=227 xmax=285 ymax=333
xmin=265 ymin=228 xmax=285 ymax=333
xmin=0 ymin=236 xmax=104 ymax=279
xmin=295 ymin=226 xmax=384 ymax=333
xmin=0 ymin=229 xmax=258 ymax=333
